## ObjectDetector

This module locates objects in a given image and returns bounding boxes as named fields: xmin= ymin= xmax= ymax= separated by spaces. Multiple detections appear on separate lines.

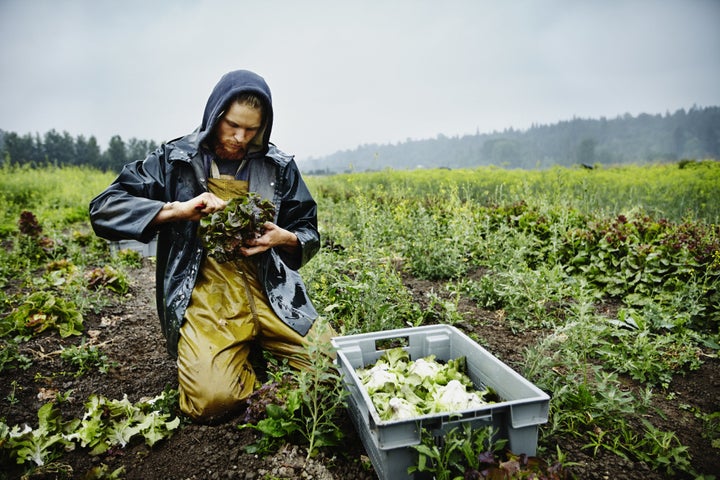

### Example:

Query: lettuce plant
xmin=198 ymin=193 xmax=275 ymax=263
xmin=356 ymin=348 xmax=497 ymax=421
xmin=0 ymin=391 xmax=181 ymax=467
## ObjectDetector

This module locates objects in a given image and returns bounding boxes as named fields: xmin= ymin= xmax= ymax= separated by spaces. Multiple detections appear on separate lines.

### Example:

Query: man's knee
xmin=179 ymin=384 xmax=246 ymax=423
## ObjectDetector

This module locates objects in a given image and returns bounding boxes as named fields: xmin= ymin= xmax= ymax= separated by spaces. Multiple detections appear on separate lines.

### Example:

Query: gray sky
xmin=1 ymin=0 xmax=719 ymax=162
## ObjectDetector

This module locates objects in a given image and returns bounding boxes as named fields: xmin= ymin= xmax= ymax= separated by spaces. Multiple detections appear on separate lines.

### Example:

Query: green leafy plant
xmin=240 ymin=377 xmax=303 ymax=455
xmin=305 ymin=252 xmax=421 ymax=334
xmin=15 ymin=211 xmax=57 ymax=266
xmin=356 ymin=347 xmax=497 ymax=421
xmin=0 ymin=339 xmax=32 ymax=373
xmin=294 ymin=325 xmax=348 ymax=459
xmin=66 ymin=393 xmax=181 ymax=455
xmin=60 ymin=340 xmax=117 ymax=377
xmin=115 ymin=248 xmax=143 ymax=268
xmin=84 ymin=265 xmax=129 ymax=294
xmin=5 ymin=380 xmax=21 ymax=405
xmin=702 ymin=411 xmax=720 ymax=450
xmin=596 ymin=309 xmax=703 ymax=386
xmin=523 ymin=317 xmax=697 ymax=476
xmin=410 ymin=423 xmax=568 ymax=480
xmin=0 ymin=291 xmax=83 ymax=341
xmin=199 ymin=193 xmax=275 ymax=263
xmin=1 ymin=402 xmax=74 ymax=467
xmin=0 ymin=390 xmax=182 ymax=468
xmin=240 ymin=326 xmax=348 ymax=460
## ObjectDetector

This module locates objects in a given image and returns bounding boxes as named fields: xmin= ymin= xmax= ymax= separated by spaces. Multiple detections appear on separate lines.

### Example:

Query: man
xmin=90 ymin=69 xmax=333 ymax=422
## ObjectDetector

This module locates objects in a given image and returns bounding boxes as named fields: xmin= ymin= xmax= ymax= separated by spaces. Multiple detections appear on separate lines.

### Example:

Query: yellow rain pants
xmin=177 ymin=176 xmax=334 ymax=422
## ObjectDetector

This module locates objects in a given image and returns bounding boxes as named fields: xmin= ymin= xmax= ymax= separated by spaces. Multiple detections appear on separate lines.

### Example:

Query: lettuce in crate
xmin=198 ymin=193 xmax=276 ymax=263
xmin=357 ymin=347 xmax=498 ymax=421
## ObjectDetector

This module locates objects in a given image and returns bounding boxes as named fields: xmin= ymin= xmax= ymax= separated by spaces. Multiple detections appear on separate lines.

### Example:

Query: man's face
xmin=212 ymin=101 xmax=262 ymax=160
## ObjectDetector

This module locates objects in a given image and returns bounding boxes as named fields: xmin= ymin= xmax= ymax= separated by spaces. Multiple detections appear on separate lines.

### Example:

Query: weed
xmin=411 ymin=423 xmax=567 ymax=479
xmin=6 ymin=380 xmax=21 ymax=405
xmin=0 ymin=339 xmax=32 ymax=373
xmin=240 ymin=322 xmax=348 ymax=460
xmin=115 ymin=248 xmax=143 ymax=268
xmin=60 ymin=340 xmax=117 ymax=377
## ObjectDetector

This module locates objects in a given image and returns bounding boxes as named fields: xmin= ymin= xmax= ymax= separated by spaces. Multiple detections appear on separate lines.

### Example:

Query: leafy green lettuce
xmin=357 ymin=348 xmax=496 ymax=421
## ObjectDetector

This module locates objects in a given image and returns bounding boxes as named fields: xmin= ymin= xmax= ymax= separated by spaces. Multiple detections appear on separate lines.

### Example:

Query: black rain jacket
xmin=89 ymin=70 xmax=320 ymax=358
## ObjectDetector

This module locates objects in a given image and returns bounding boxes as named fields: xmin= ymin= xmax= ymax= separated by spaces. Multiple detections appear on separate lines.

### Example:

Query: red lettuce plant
xmin=198 ymin=193 xmax=275 ymax=263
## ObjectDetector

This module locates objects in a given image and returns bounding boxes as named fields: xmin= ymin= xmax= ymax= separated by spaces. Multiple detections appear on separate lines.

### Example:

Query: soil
xmin=2 ymin=260 xmax=718 ymax=480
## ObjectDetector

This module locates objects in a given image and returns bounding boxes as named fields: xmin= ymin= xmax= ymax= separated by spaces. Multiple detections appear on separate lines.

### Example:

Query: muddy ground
xmin=2 ymin=260 xmax=718 ymax=479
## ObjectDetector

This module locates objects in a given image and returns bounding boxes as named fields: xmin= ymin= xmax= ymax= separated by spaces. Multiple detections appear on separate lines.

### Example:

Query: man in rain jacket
xmin=90 ymin=69 xmax=333 ymax=422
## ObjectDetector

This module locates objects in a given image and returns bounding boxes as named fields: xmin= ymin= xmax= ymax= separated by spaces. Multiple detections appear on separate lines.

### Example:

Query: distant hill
xmin=300 ymin=106 xmax=720 ymax=173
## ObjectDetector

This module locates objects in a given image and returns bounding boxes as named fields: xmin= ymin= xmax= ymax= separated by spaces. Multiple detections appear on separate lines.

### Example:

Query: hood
xmin=198 ymin=69 xmax=274 ymax=156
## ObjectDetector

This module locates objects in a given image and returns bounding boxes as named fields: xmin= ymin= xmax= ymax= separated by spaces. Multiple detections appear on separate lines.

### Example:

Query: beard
xmin=211 ymin=140 xmax=246 ymax=161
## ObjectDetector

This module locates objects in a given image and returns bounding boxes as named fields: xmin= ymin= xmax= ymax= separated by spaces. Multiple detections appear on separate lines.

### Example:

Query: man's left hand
xmin=240 ymin=222 xmax=298 ymax=256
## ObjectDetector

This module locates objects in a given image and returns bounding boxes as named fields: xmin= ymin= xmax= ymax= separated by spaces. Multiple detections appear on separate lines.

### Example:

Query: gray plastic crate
xmin=332 ymin=325 xmax=550 ymax=480
xmin=108 ymin=237 xmax=157 ymax=257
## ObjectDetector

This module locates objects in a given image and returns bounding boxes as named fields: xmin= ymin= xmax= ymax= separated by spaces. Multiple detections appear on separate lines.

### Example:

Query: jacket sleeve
xmin=89 ymin=147 xmax=169 ymax=243
xmin=275 ymin=159 xmax=320 ymax=270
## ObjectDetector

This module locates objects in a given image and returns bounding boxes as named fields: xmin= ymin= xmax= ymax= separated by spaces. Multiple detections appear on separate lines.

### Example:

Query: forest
xmin=0 ymin=131 xmax=159 ymax=173
xmin=302 ymin=106 xmax=720 ymax=173
xmin=1 ymin=106 xmax=718 ymax=174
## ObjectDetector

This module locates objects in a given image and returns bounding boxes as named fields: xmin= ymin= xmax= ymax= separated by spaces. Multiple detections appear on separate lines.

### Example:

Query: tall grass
xmin=0 ymin=164 xmax=117 ymax=235
xmin=307 ymin=160 xmax=720 ymax=224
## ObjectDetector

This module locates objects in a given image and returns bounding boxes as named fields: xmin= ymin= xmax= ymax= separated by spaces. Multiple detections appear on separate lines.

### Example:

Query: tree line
xmin=0 ymin=130 xmax=159 ymax=172
xmin=2 ymin=106 xmax=718 ymax=173
xmin=302 ymin=106 xmax=720 ymax=173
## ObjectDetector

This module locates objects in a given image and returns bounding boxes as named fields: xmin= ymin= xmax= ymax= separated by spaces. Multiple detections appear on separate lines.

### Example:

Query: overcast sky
xmin=1 ymin=0 xmax=719 ymax=162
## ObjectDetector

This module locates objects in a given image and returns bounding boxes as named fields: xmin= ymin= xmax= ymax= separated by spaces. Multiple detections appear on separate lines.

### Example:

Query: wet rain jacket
xmin=89 ymin=70 xmax=320 ymax=358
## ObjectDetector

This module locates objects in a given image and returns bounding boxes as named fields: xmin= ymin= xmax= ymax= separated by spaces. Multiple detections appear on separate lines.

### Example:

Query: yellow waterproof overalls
xmin=176 ymin=171 xmax=334 ymax=422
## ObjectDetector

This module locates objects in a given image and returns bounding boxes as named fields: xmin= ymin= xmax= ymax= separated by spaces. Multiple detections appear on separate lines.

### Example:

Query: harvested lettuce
xmin=198 ymin=193 xmax=276 ymax=263
xmin=356 ymin=347 xmax=496 ymax=421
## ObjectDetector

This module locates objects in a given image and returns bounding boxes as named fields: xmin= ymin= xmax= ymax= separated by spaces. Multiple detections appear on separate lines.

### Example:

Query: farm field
xmin=0 ymin=161 xmax=719 ymax=479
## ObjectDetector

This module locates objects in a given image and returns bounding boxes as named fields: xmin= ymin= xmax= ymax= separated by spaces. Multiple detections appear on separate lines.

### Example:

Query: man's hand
xmin=152 ymin=192 xmax=227 ymax=224
xmin=240 ymin=222 xmax=298 ymax=256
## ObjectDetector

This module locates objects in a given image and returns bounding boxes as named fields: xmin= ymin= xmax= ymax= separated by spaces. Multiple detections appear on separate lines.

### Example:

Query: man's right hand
xmin=152 ymin=192 xmax=227 ymax=224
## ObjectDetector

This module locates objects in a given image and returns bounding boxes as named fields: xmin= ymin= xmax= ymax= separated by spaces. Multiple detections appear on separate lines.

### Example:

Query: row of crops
xmin=0 ymin=160 xmax=719 ymax=478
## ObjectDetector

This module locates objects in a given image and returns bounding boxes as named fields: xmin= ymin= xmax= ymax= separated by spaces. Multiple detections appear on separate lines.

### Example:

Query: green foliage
xmin=309 ymin=160 xmax=720 ymax=224
xmin=595 ymin=308 xmax=704 ymax=386
xmin=84 ymin=265 xmax=130 ymax=294
xmin=395 ymin=187 xmax=480 ymax=280
xmin=1 ymin=128 xmax=158 ymax=173
xmin=0 ymin=291 xmax=83 ymax=341
xmin=1 ymin=402 xmax=74 ymax=467
xmin=1 ymin=164 xmax=717 ymax=478
xmin=313 ymin=165 xmax=718 ymax=478
xmin=0 ymin=164 xmax=116 ymax=236
xmin=0 ymin=339 xmax=32 ymax=373
xmin=0 ymin=391 xmax=181 ymax=466
xmin=305 ymin=251 xmax=421 ymax=334
xmin=60 ymin=340 xmax=117 ymax=377
xmin=0 ymin=167 xmax=177 ymax=474
xmin=356 ymin=347 xmax=496 ymax=421
xmin=523 ymin=314 xmax=699 ymax=476
xmin=198 ymin=193 xmax=276 ymax=263
xmin=240 ymin=327 xmax=348 ymax=460
xmin=115 ymin=248 xmax=143 ymax=268
xmin=410 ymin=423 xmax=568 ymax=479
